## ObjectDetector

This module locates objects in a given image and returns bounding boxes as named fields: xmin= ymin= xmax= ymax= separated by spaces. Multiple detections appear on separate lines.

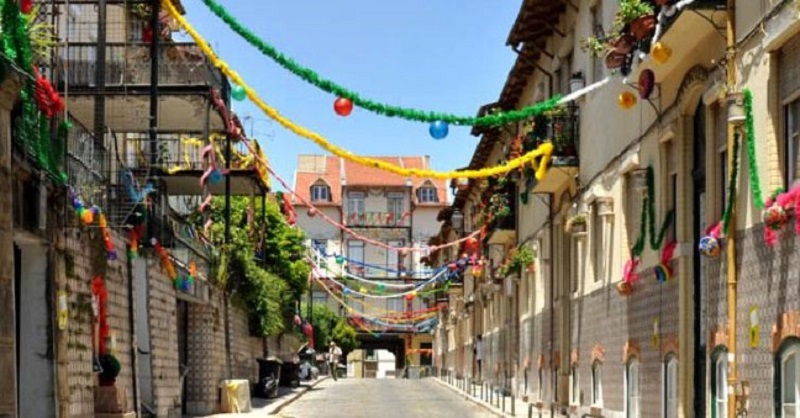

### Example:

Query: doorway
xmin=692 ymin=102 xmax=708 ymax=417
xmin=14 ymin=241 xmax=56 ymax=418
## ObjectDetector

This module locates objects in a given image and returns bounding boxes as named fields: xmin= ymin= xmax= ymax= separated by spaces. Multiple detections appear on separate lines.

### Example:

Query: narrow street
xmin=277 ymin=379 xmax=495 ymax=418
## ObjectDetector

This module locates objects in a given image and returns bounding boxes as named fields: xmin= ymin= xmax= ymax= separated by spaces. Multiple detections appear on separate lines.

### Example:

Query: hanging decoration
xmin=333 ymin=97 xmax=353 ymax=116
xmin=429 ymin=121 xmax=449 ymax=140
xmin=163 ymin=0 xmax=561 ymax=180
xmin=196 ymin=0 xmax=567 ymax=128
xmin=653 ymin=242 xmax=676 ymax=283
xmin=638 ymin=69 xmax=655 ymax=100
xmin=744 ymin=89 xmax=765 ymax=210
xmin=699 ymin=223 xmax=722 ymax=258
xmin=91 ymin=275 xmax=110 ymax=355
xmin=231 ymin=84 xmax=247 ymax=101
xmin=69 ymin=188 xmax=117 ymax=260
xmin=618 ymin=91 xmax=637 ymax=109
xmin=57 ymin=290 xmax=68 ymax=331
xmin=152 ymin=238 xmax=178 ymax=282
xmin=650 ymin=42 xmax=672 ymax=64
xmin=630 ymin=166 xmax=674 ymax=258
xmin=2 ymin=0 xmax=68 ymax=182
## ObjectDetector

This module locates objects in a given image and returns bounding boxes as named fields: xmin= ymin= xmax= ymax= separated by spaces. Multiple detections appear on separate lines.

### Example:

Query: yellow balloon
xmin=618 ymin=91 xmax=638 ymax=110
xmin=651 ymin=42 xmax=672 ymax=65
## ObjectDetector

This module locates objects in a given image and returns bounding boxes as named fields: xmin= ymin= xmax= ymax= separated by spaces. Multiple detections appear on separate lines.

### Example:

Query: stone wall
xmin=59 ymin=228 xmax=134 ymax=418
xmin=147 ymin=261 xmax=182 ymax=417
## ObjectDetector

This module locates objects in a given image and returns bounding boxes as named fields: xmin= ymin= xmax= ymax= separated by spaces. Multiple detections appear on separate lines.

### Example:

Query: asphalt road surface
xmin=277 ymin=378 xmax=496 ymax=418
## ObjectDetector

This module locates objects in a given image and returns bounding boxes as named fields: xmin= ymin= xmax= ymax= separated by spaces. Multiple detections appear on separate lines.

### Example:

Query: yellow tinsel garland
xmin=162 ymin=0 xmax=554 ymax=180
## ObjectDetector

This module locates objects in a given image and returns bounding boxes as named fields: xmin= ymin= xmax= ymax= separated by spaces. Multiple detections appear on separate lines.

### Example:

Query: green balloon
xmin=231 ymin=85 xmax=247 ymax=101
xmin=335 ymin=255 xmax=345 ymax=265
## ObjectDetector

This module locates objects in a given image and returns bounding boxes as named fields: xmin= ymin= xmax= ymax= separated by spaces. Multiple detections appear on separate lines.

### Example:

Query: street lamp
xmin=451 ymin=208 xmax=464 ymax=236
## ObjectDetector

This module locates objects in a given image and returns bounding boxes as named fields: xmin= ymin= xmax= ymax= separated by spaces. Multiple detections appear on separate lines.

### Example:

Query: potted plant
xmin=514 ymin=246 xmax=536 ymax=273
xmin=565 ymin=214 xmax=587 ymax=234
xmin=98 ymin=354 xmax=122 ymax=386
xmin=615 ymin=0 xmax=656 ymax=41
xmin=581 ymin=36 xmax=609 ymax=58
xmin=605 ymin=50 xmax=627 ymax=69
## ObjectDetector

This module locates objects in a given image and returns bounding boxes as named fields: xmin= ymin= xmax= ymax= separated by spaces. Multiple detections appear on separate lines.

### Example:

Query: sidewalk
xmin=433 ymin=375 xmax=555 ymax=418
xmin=197 ymin=376 xmax=330 ymax=417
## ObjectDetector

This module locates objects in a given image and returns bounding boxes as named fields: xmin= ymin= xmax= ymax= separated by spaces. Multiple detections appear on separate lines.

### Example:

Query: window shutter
xmin=780 ymin=36 xmax=800 ymax=101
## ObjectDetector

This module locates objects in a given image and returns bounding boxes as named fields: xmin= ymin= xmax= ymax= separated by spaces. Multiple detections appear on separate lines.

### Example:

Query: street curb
xmin=268 ymin=376 xmax=330 ymax=416
xmin=431 ymin=377 xmax=505 ymax=417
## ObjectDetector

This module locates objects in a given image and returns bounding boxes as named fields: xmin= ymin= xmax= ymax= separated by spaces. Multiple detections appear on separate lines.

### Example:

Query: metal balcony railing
xmin=344 ymin=211 xmax=410 ymax=227
xmin=56 ymin=42 xmax=223 ymax=89
xmin=524 ymin=104 xmax=579 ymax=167
xmin=120 ymin=133 xmax=258 ymax=173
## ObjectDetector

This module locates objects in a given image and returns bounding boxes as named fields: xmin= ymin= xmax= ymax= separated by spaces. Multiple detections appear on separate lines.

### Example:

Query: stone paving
xmin=276 ymin=378 xmax=496 ymax=418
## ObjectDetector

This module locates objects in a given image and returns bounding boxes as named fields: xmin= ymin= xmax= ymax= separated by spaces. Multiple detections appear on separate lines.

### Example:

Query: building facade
xmin=433 ymin=1 xmax=800 ymax=417
xmin=293 ymin=155 xmax=447 ymax=371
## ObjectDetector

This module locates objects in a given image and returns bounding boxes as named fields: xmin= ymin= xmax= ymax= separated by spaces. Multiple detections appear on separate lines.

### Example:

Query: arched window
xmin=711 ymin=347 xmax=728 ymax=418
xmin=777 ymin=338 xmax=800 ymax=417
xmin=626 ymin=358 xmax=640 ymax=418
xmin=664 ymin=355 xmax=678 ymax=418
xmin=310 ymin=180 xmax=331 ymax=202
xmin=591 ymin=360 xmax=603 ymax=406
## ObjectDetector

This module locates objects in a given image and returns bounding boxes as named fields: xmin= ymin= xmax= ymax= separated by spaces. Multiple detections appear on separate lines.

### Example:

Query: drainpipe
xmin=511 ymin=45 xmax=554 ymax=100
xmin=547 ymin=193 xmax=555 ymax=418
xmin=725 ymin=0 xmax=738 ymax=417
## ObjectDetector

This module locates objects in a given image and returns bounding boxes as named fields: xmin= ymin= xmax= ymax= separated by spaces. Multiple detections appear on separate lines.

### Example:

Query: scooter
xmin=298 ymin=360 xmax=319 ymax=381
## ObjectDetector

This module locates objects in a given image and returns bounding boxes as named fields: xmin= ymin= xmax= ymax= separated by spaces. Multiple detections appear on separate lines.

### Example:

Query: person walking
xmin=328 ymin=341 xmax=342 ymax=381
xmin=474 ymin=334 xmax=484 ymax=382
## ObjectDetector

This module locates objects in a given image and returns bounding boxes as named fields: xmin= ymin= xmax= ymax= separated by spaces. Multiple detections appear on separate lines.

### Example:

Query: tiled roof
xmin=293 ymin=155 xmax=448 ymax=206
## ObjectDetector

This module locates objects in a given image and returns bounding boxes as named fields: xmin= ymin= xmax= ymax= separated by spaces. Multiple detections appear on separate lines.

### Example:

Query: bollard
xmin=502 ymin=392 xmax=505 ymax=412
xmin=527 ymin=403 xmax=532 ymax=418
xmin=489 ymin=385 xmax=493 ymax=405
xmin=481 ymin=383 xmax=485 ymax=400
xmin=511 ymin=394 xmax=515 ymax=416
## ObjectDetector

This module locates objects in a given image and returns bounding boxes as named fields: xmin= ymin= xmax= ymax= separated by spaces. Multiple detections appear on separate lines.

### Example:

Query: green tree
xmin=194 ymin=195 xmax=310 ymax=336
xmin=331 ymin=319 xmax=358 ymax=354
xmin=299 ymin=302 xmax=358 ymax=355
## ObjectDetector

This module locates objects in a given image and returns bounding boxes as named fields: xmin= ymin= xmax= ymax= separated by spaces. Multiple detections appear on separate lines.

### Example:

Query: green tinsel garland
xmin=721 ymin=131 xmax=741 ymax=235
xmin=1 ymin=0 xmax=67 ymax=183
xmin=199 ymin=0 xmax=563 ymax=127
xmin=631 ymin=166 xmax=674 ymax=257
xmin=744 ymin=89 xmax=765 ymax=210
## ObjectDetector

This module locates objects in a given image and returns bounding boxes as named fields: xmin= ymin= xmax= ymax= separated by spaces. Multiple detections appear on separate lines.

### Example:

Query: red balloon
xmin=334 ymin=97 xmax=353 ymax=116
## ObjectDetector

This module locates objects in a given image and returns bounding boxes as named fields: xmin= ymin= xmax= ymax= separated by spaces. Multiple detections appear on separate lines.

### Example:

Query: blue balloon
xmin=429 ymin=121 xmax=449 ymax=139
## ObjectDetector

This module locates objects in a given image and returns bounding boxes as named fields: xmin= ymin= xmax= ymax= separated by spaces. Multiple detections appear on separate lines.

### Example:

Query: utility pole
xmin=725 ymin=0 xmax=738 ymax=417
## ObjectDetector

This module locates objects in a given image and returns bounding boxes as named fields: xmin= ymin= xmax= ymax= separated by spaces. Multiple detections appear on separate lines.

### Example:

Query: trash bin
xmin=254 ymin=357 xmax=282 ymax=398
xmin=280 ymin=361 xmax=300 ymax=388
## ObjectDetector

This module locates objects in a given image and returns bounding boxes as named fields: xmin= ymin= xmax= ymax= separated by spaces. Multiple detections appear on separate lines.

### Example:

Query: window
xmin=785 ymin=99 xmax=800 ymax=188
xmin=591 ymin=361 xmax=603 ymax=406
xmin=387 ymin=240 xmax=405 ymax=275
xmin=662 ymin=140 xmax=678 ymax=242
xmin=538 ymin=368 xmax=544 ymax=400
xmin=664 ymin=356 xmax=678 ymax=418
xmin=592 ymin=205 xmax=604 ymax=283
xmin=778 ymin=341 xmax=800 ymax=417
xmin=347 ymin=191 xmax=365 ymax=216
xmin=387 ymin=192 xmax=405 ymax=223
xmin=627 ymin=359 xmax=640 ymax=418
xmin=311 ymin=239 xmax=327 ymax=253
xmin=418 ymin=186 xmax=438 ymax=203
xmin=716 ymin=104 xmax=728 ymax=218
xmin=711 ymin=349 xmax=728 ymax=418
xmin=570 ymin=236 xmax=578 ymax=293
xmin=347 ymin=241 xmax=364 ymax=265
xmin=310 ymin=182 xmax=331 ymax=202
xmin=312 ymin=291 xmax=328 ymax=306
xmin=591 ymin=3 xmax=604 ymax=82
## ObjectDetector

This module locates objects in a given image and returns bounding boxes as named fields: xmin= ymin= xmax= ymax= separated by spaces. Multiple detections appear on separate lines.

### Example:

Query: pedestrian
xmin=328 ymin=341 xmax=342 ymax=381
xmin=474 ymin=334 xmax=484 ymax=382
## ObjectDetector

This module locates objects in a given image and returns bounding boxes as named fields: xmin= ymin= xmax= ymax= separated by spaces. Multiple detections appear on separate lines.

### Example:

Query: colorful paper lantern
xmin=618 ymin=91 xmax=637 ymax=109
xmin=359 ymin=287 xmax=367 ymax=294
xmin=763 ymin=204 xmax=787 ymax=231
xmin=335 ymin=255 xmax=345 ymax=265
xmin=404 ymin=292 xmax=415 ymax=301
xmin=638 ymin=69 xmax=655 ymax=99
xmin=698 ymin=235 xmax=720 ymax=258
xmin=377 ymin=283 xmax=385 ymax=294
xmin=653 ymin=264 xmax=671 ymax=283
xmin=333 ymin=97 xmax=353 ymax=116
xmin=429 ymin=121 xmax=449 ymax=140
xmin=231 ymin=85 xmax=247 ymax=101
xmin=651 ymin=42 xmax=672 ymax=65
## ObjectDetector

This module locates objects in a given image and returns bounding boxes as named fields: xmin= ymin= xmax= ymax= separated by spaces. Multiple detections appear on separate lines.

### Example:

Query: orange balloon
xmin=81 ymin=210 xmax=94 ymax=225
xmin=651 ymin=42 xmax=672 ymax=65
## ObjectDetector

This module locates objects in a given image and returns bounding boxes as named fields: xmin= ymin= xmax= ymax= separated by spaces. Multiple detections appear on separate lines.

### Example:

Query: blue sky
xmin=182 ymin=0 xmax=522 ymax=195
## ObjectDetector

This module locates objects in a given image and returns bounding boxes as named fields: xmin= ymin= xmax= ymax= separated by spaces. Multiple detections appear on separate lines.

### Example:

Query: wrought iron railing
xmin=55 ymin=42 xmax=223 ymax=88
xmin=344 ymin=211 xmax=411 ymax=227
xmin=524 ymin=104 xmax=579 ymax=167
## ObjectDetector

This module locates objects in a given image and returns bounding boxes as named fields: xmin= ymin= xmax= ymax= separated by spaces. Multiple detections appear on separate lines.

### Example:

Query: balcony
xmin=528 ymin=104 xmax=579 ymax=194
xmin=344 ymin=211 xmax=411 ymax=228
xmin=120 ymin=133 xmax=269 ymax=196
xmin=55 ymin=42 xmax=226 ymax=132
xmin=56 ymin=42 xmax=222 ymax=91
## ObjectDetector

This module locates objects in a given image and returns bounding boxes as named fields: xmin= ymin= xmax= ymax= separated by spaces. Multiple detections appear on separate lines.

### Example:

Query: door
xmin=133 ymin=257 xmax=154 ymax=409
xmin=692 ymin=102 xmax=708 ymax=417
xmin=15 ymin=242 xmax=56 ymax=418
xmin=177 ymin=300 xmax=189 ymax=414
